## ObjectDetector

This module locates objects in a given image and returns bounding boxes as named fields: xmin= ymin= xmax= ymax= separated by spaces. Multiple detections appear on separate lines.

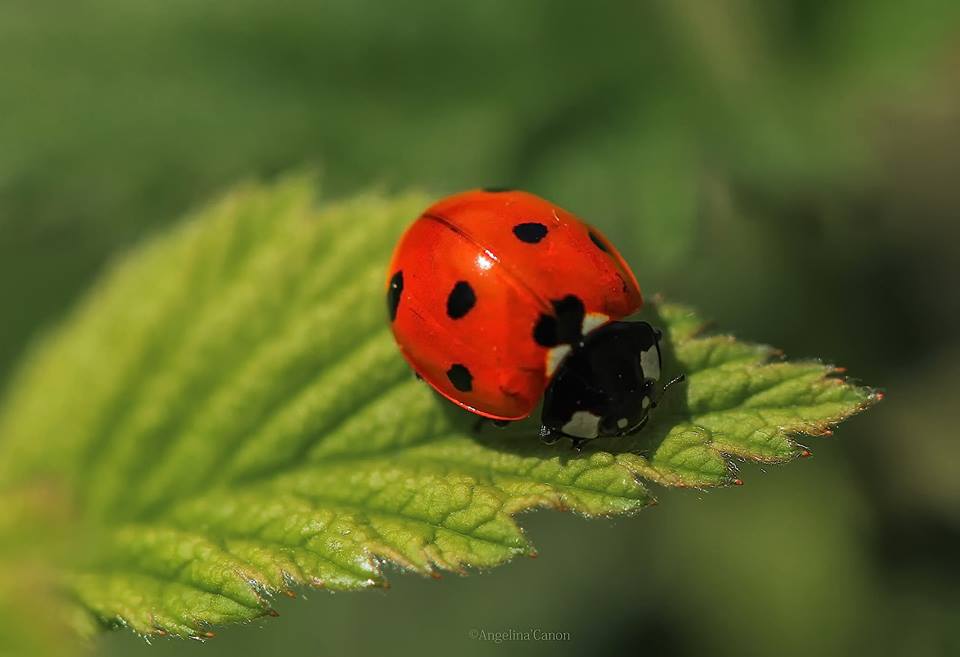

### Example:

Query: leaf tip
xmin=190 ymin=631 xmax=216 ymax=641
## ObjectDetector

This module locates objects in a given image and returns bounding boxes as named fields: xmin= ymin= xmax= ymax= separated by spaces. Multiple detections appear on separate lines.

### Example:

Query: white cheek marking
xmin=642 ymin=396 xmax=651 ymax=409
xmin=617 ymin=417 xmax=629 ymax=429
xmin=581 ymin=312 xmax=609 ymax=335
xmin=640 ymin=346 xmax=661 ymax=381
xmin=561 ymin=411 xmax=601 ymax=439
xmin=545 ymin=345 xmax=572 ymax=377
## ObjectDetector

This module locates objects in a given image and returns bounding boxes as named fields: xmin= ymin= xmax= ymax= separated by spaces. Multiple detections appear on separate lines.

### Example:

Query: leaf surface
xmin=0 ymin=178 xmax=878 ymax=640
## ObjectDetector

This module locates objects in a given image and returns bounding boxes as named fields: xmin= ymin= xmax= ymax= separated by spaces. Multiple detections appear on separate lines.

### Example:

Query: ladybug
xmin=385 ymin=188 xmax=679 ymax=446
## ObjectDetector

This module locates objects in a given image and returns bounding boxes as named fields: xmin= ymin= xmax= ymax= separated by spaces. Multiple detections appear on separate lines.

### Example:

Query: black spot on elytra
xmin=447 ymin=364 xmax=473 ymax=392
xmin=533 ymin=295 xmax=586 ymax=347
xmin=589 ymin=230 xmax=609 ymax=252
xmin=513 ymin=222 xmax=548 ymax=244
xmin=387 ymin=271 xmax=403 ymax=321
xmin=483 ymin=187 xmax=514 ymax=193
xmin=533 ymin=315 xmax=558 ymax=347
xmin=446 ymin=281 xmax=476 ymax=319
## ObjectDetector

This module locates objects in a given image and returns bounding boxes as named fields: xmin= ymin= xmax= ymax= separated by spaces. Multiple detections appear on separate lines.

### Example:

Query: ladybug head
xmin=539 ymin=320 xmax=666 ymax=444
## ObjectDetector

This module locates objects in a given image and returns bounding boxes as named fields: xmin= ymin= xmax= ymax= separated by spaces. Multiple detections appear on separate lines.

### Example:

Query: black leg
xmin=625 ymin=415 xmax=649 ymax=436
xmin=476 ymin=417 xmax=513 ymax=433
xmin=539 ymin=425 xmax=561 ymax=445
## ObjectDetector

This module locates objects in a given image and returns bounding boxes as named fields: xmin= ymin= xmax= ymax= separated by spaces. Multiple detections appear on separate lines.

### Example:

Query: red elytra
xmin=386 ymin=189 xmax=643 ymax=420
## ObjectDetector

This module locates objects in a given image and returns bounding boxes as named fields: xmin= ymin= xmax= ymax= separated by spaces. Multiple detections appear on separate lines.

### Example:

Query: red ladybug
xmin=386 ymin=189 xmax=677 ymax=446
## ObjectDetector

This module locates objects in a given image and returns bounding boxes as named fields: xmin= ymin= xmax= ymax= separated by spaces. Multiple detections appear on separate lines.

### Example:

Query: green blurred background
xmin=3 ymin=1 xmax=959 ymax=655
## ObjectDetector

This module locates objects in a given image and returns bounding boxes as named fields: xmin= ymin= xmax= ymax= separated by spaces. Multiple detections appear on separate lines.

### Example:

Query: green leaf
xmin=0 ymin=176 xmax=879 ymax=644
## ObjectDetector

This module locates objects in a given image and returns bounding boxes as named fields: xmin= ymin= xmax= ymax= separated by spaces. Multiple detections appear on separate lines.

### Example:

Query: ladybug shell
xmin=386 ymin=189 xmax=643 ymax=420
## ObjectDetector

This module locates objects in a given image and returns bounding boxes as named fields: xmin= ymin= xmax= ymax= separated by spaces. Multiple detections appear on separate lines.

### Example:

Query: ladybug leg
xmin=538 ymin=425 xmax=562 ymax=445
xmin=569 ymin=437 xmax=588 ymax=452
xmin=625 ymin=414 xmax=649 ymax=437
xmin=475 ymin=418 xmax=512 ymax=432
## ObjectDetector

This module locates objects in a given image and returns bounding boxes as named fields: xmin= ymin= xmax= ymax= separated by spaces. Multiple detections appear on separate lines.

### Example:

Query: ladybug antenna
xmin=663 ymin=373 xmax=685 ymax=392
xmin=650 ymin=374 xmax=687 ymax=408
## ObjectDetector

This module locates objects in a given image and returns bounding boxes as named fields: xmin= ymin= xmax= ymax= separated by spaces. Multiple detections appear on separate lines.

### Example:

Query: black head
xmin=540 ymin=320 xmax=662 ymax=442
